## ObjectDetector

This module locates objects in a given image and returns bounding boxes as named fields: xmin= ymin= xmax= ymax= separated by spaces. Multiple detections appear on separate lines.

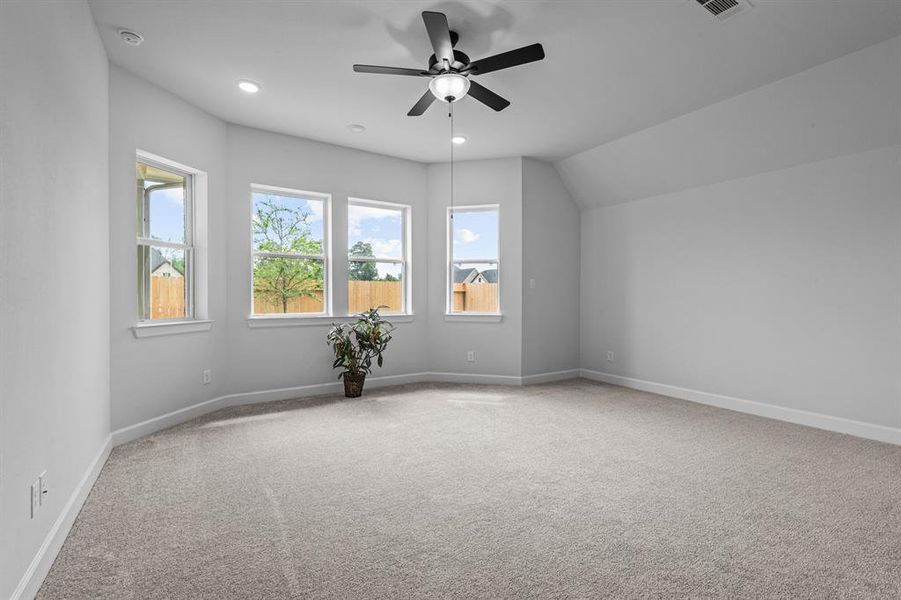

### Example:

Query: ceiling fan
xmin=353 ymin=11 xmax=545 ymax=116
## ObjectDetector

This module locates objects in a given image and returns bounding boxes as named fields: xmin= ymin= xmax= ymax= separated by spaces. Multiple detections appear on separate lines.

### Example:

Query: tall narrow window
xmin=347 ymin=199 xmax=409 ymax=314
xmin=448 ymin=205 xmax=500 ymax=314
xmin=251 ymin=185 xmax=329 ymax=316
xmin=137 ymin=158 xmax=193 ymax=321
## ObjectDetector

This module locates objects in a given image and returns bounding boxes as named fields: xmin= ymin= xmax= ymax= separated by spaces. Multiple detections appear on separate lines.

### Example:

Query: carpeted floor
xmin=38 ymin=379 xmax=901 ymax=599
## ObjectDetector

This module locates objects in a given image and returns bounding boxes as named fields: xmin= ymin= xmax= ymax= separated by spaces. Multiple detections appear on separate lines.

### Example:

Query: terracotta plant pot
xmin=343 ymin=372 xmax=366 ymax=398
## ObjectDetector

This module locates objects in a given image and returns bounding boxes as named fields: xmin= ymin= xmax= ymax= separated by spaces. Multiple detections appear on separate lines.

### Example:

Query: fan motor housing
xmin=429 ymin=49 xmax=470 ymax=73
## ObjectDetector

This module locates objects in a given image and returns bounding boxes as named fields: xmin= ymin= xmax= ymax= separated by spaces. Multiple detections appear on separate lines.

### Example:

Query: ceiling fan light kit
xmin=352 ymin=10 xmax=545 ymax=116
xmin=429 ymin=73 xmax=470 ymax=102
xmin=351 ymin=10 xmax=546 ymax=222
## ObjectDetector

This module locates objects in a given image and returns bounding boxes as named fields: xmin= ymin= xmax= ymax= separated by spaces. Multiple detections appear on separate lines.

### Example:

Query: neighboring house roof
xmin=453 ymin=266 xmax=478 ymax=284
xmin=480 ymin=269 xmax=498 ymax=284
xmin=453 ymin=266 xmax=498 ymax=284
xmin=150 ymin=247 xmax=184 ymax=276
xmin=151 ymin=247 xmax=165 ymax=271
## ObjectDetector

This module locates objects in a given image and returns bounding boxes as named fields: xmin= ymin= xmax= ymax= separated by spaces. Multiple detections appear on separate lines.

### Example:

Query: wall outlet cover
xmin=39 ymin=471 xmax=47 ymax=506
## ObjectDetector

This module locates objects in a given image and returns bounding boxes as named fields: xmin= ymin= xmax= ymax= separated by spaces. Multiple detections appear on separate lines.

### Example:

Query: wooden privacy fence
xmin=252 ymin=281 xmax=404 ymax=314
xmin=152 ymin=279 xmax=496 ymax=318
xmin=254 ymin=291 xmax=324 ymax=314
xmin=348 ymin=281 xmax=403 ymax=313
xmin=453 ymin=283 xmax=498 ymax=313
xmin=151 ymin=277 xmax=186 ymax=319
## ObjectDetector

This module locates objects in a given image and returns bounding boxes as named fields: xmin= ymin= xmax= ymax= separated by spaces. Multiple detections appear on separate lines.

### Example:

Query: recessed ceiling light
xmin=347 ymin=124 xmax=366 ymax=133
xmin=237 ymin=79 xmax=261 ymax=94
xmin=118 ymin=29 xmax=144 ymax=46
xmin=452 ymin=136 xmax=467 ymax=145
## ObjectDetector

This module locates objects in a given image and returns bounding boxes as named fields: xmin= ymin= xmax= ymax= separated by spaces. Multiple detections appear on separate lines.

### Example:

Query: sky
xmin=348 ymin=204 xmax=403 ymax=278
xmin=452 ymin=209 xmax=498 ymax=263
xmin=148 ymin=187 xmax=186 ymax=244
xmin=149 ymin=189 xmax=497 ymax=276
xmin=251 ymin=192 xmax=324 ymax=249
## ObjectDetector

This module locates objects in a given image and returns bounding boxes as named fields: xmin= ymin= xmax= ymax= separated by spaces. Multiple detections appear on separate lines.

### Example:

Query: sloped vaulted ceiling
xmin=556 ymin=35 xmax=901 ymax=210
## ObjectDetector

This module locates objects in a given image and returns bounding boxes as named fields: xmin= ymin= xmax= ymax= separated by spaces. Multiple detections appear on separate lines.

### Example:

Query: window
xmin=251 ymin=185 xmax=330 ymax=316
xmin=347 ymin=199 xmax=410 ymax=314
xmin=136 ymin=158 xmax=194 ymax=321
xmin=447 ymin=205 xmax=499 ymax=314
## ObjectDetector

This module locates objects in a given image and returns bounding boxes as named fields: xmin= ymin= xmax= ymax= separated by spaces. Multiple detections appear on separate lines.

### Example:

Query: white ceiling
xmin=89 ymin=0 xmax=901 ymax=164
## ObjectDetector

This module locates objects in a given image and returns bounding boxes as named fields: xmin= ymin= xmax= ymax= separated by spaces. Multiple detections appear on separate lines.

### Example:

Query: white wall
xmin=427 ymin=158 xmax=524 ymax=378
xmin=571 ymin=34 xmax=901 ymax=432
xmin=521 ymin=159 xmax=581 ymax=377
xmin=0 ymin=2 xmax=110 ymax=598
xmin=225 ymin=125 xmax=430 ymax=394
xmin=581 ymin=146 xmax=901 ymax=428
xmin=109 ymin=65 xmax=228 ymax=430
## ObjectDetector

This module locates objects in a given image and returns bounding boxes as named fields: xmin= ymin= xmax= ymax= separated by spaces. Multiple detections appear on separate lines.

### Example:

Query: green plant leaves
xmin=325 ymin=307 xmax=395 ymax=377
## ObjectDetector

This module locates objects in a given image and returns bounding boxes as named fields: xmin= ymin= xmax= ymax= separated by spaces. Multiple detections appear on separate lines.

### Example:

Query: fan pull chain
xmin=449 ymin=100 xmax=454 ymax=220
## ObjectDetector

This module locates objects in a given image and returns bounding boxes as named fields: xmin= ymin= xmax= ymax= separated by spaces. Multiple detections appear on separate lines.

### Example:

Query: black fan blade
xmin=422 ymin=11 xmax=454 ymax=66
xmin=466 ymin=43 xmax=545 ymax=75
xmin=467 ymin=80 xmax=510 ymax=111
xmin=353 ymin=64 xmax=430 ymax=77
xmin=407 ymin=90 xmax=436 ymax=116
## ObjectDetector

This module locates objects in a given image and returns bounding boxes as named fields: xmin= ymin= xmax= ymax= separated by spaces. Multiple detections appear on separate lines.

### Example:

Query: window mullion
xmin=139 ymin=238 xmax=190 ymax=251
xmin=253 ymin=251 xmax=324 ymax=261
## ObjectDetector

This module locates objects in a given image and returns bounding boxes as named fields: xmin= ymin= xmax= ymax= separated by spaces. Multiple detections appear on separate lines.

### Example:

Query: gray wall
xmin=0 ymin=2 xmax=110 ymax=597
xmin=427 ymin=158 xmax=524 ymax=378
xmin=109 ymin=66 xmax=229 ymax=431
xmin=572 ymin=34 xmax=901 ymax=430
xmin=580 ymin=146 xmax=901 ymax=427
xmin=521 ymin=159 xmax=581 ymax=376
xmin=225 ymin=125 xmax=430 ymax=393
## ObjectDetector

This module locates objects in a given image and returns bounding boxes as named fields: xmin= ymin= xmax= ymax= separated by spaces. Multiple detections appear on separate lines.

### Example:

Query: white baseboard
xmin=580 ymin=369 xmax=901 ymax=446
xmin=521 ymin=369 xmax=582 ymax=385
xmin=425 ymin=371 xmax=524 ymax=386
xmin=111 ymin=369 xmax=580 ymax=447
xmin=11 ymin=435 xmax=112 ymax=600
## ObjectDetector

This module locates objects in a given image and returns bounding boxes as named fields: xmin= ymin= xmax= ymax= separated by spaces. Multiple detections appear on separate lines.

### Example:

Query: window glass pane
xmin=348 ymin=204 xmax=402 ymax=259
xmin=253 ymin=256 xmax=324 ymax=314
xmin=452 ymin=209 xmax=498 ymax=260
xmin=138 ymin=245 xmax=188 ymax=320
xmin=137 ymin=162 xmax=187 ymax=244
xmin=451 ymin=261 xmax=498 ymax=313
xmin=348 ymin=262 xmax=403 ymax=313
xmin=253 ymin=191 xmax=324 ymax=255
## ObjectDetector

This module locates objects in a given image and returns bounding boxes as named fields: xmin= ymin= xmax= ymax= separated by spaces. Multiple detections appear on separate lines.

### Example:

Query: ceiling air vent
xmin=695 ymin=0 xmax=750 ymax=20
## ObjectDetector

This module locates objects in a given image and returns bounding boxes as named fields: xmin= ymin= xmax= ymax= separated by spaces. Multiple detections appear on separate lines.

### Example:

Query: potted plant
xmin=326 ymin=307 xmax=395 ymax=398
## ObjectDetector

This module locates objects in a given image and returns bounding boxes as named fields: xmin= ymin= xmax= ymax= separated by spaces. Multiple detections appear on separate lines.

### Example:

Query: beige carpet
xmin=38 ymin=379 xmax=901 ymax=599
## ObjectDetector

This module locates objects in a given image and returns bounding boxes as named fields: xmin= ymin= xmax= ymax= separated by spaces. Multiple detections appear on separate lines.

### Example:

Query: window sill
xmin=247 ymin=314 xmax=414 ymax=328
xmin=132 ymin=319 xmax=214 ymax=338
xmin=444 ymin=313 xmax=503 ymax=323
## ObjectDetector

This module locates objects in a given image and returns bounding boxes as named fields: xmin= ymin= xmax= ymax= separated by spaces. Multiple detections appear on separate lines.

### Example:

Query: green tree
xmin=348 ymin=241 xmax=379 ymax=281
xmin=253 ymin=197 xmax=323 ymax=313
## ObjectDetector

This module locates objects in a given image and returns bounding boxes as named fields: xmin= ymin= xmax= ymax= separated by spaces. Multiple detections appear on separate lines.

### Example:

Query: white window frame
xmin=347 ymin=198 xmax=412 ymax=315
xmin=134 ymin=150 xmax=211 ymax=337
xmin=249 ymin=183 xmax=332 ymax=319
xmin=446 ymin=204 xmax=501 ymax=319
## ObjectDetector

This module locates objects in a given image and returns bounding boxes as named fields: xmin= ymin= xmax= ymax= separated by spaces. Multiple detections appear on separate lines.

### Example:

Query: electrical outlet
xmin=607 ymin=351 xmax=615 ymax=362
xmin=466 ymin=351 xmax=475 ymax=362
xmin=31 ymin=481 xmax=40 ymax=518
xmin=202 ymin=369 xmax=212 ymax=385
xmin=39 ymin=471 xmax=47 ymax=506
xmin=529 ymin=278 xmax=536 ymax=289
